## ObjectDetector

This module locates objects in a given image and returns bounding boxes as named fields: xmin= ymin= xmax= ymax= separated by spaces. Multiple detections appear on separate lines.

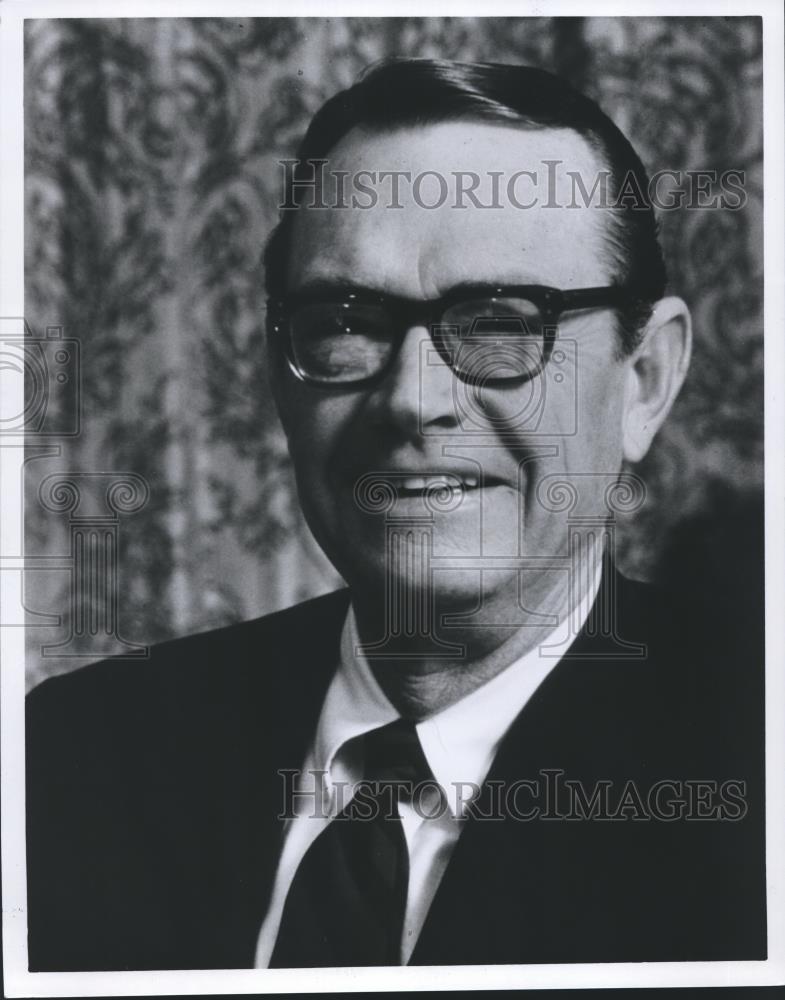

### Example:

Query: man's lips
xmin=346 ymin=469 xmax=511 ymax=498
xmin=397 ymin=473 xmax=478 ymax=494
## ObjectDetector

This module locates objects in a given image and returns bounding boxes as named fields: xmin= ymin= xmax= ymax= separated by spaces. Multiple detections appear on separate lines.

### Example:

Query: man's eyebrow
xmin=289 ymin=278 xmax=387 ymax=296
xmin=437 ymin=278 xmax=552 ymax=294
xmin=288 ymin=277 xmax=552 ymax=299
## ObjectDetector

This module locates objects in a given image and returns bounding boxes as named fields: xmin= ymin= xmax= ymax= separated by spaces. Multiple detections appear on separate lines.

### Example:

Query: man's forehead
xmin=326 ymin=120 xmax=604 ymax=183
xmin=287 ymin=120 xmax=614 ymax=295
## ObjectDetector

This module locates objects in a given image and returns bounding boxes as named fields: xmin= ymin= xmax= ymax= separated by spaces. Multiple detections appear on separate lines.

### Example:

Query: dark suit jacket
xmin=26 ymin=570 xmax=766 ymax=970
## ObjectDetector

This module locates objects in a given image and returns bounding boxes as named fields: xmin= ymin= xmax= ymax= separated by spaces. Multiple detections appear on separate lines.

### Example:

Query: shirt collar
xmin=312 ymin=562 xmax=604 ymax=817
xmin=312 ymin=612 xmax=398 ymax=789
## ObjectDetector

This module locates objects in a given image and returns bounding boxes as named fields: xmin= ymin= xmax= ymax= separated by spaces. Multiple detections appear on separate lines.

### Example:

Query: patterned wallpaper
xmin=23 ymin=17 xmax=763 ymax=686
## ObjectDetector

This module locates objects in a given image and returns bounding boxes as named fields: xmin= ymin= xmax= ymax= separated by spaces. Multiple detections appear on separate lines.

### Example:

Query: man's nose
xmin=368 ymin=324 xmax=459 ymax=433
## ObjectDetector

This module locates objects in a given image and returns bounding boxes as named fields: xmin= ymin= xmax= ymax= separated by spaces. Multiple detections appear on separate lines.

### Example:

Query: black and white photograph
xmin=1 ymin=2 xmax=784 ymax=995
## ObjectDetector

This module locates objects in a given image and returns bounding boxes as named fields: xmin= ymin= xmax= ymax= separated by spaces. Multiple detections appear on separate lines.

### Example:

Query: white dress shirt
xmin=255 ymin=568 xmax=602 ymax=967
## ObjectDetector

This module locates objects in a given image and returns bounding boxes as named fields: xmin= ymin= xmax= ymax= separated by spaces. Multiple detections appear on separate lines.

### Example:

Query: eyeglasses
xmin=266 ymin=283 xmax=634 ymax=388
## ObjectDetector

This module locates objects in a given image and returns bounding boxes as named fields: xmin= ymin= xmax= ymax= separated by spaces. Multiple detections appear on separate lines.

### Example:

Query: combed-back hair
xmin=264 ymin=58 xmax=667 ymax=354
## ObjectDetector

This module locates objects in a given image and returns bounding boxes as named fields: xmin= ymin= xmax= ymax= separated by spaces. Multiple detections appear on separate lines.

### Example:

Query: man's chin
xmin=342 ymin=556 xmax=507 ymax=613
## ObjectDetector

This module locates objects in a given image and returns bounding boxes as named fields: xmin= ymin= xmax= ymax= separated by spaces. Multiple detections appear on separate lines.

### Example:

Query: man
xmin=26 ymin=59 xmax=766 ymax=971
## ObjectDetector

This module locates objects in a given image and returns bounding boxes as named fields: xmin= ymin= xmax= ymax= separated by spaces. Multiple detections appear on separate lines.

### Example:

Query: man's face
xmin=273 ymin=122 xmax=633 ymax=614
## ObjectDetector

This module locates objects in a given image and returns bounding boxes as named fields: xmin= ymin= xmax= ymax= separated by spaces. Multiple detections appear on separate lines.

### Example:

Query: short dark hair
xmin=263 ymin=58 xmax=667 ymax=354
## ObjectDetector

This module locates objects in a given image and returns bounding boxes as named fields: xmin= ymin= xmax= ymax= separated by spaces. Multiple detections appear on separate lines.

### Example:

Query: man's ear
xmin=622 ymin=296 xmax=692 ymax=464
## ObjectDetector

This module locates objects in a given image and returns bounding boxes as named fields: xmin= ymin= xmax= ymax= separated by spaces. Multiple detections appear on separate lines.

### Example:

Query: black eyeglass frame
xmin=266 ymin=283 xmax=636 ymax=389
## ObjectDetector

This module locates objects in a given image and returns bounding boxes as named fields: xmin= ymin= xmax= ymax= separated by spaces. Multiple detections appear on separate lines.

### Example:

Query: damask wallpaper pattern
xmin=24 ymin=17 xmax=763 ymax=686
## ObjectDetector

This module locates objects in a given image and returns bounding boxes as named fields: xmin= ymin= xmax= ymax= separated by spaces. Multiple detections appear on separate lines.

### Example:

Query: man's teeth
xmin=398 ymin=475 xmax=479 ymax=491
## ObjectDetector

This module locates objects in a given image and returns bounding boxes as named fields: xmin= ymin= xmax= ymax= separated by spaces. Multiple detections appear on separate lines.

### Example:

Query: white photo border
xmin=2 ymin=1 xmax=783 ymax=994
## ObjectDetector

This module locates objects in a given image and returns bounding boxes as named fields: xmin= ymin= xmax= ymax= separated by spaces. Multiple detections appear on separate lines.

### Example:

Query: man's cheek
xmin=281 ymin=400 xmax=340 ymax=461
xmin=479 ymin=342 xmax=582 ymax=438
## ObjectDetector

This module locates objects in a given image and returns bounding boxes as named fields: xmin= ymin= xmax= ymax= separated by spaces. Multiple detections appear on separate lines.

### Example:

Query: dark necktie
xmin=269 ymin=718 xmax=435 ymax=968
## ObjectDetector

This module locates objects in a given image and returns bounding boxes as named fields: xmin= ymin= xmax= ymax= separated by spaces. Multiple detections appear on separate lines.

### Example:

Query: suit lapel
xmin=197 ymin=589 xmax=351 ymax=966
xmin=409 ymin=569 xmax=660 ymax=965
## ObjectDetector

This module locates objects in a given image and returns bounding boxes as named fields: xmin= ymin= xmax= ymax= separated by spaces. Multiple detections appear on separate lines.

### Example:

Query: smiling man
xmin=266 ymin=94 xmax=687 ymax=720
xmin=26 ymin=59 xmax=766 ymax=972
